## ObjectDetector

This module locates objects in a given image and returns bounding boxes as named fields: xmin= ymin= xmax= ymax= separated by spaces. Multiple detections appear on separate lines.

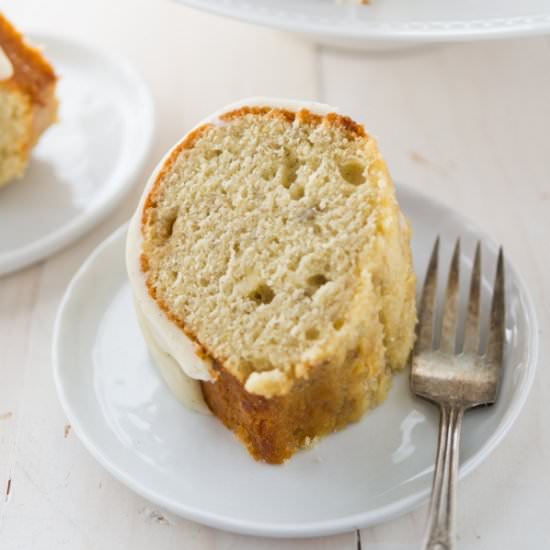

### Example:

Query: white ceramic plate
xmin=0 ymin=33 xmax=154 ymax=276
xmin=53 ymin=185 xmax=538 ymax=537
xmin=174 ymin=0 xmax=550 ymax=46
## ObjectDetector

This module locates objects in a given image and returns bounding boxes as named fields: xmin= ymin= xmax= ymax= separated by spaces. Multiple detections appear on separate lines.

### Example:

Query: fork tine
xmin=440 ymin=239 xmax=460 ymax=353
xmin=415 ymin=236 xmax=439 ymax=353
xmin=486 ymin=248 xmax=505 ymax=366
xmin=462 ymin=242 xmax=481 ymax=354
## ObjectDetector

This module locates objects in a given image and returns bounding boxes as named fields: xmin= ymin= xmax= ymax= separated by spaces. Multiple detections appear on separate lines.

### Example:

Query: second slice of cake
xmin=0 ymin=13 xmax=58 ymax=188
xmin=127 ymin=99 xmax=416 ymax=464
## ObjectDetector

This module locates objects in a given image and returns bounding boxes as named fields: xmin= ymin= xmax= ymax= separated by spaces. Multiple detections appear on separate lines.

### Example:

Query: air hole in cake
xmin=307 ymin=273 xmax=329 ymax=289
xmin=339 ymin=159 xmax=366 ymax=186
xmin=310 ymin=157 xmax=321 ymax=171
xmin=313 ymin=224 xmax=322 ymax=235
xmin=261 ymin=165 xmax=277 ymax=181
xmin=332 ymin=318 xmax=345 ymax=331
xmin=160 ymin=211 xmax=178 ymax=240
xmin=305 ymin=328 xmax=320 ymax=340
xmin=288 ymin=256 xmax=300 ymax=271
xmin=298 ymin=208 xmax=316 ymax=222
xmin=281 ymin=170 xmax=297 ymax=189
xmin=199 ymin=278 xmax=209 ymax=287
xmin=281 ymin=150 xmax=299 ymax=189
xmin=232 ymin=242 xmax=240 ymax=254
xmin=167 ymin=216 xmax=177 ymax=237
xmin=205 ymin=149 xmax=222 ymax=160
xmin=170 ymin=271 xmax=178 ymax=282
xmin=290 ymin=184 xmax=305 ymax=200
xmin=293 ymin=427 xmax=306 ymax=439
xmin=249 ymin=283 xmax=275 ymax=305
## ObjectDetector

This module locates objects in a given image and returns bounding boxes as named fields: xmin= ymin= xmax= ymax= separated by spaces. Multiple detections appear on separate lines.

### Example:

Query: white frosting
xmin=0 ymin=46 xmax=14 ymax=81
xmin=134 ymin=299 xmax=211 ymax=414
xmin=127 ymin=211 xmax=214 ymax=382
xmin=126 ymin=97 xmax=339 ymax=411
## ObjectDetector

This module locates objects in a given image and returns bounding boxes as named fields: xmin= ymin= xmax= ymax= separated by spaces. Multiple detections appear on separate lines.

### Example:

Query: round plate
xmin=175 ymin=0 xmax=550 ymax=44
xmin=53 ymin=185 xmax=538 ymax=537
xmin=0 ymin=33 xmax=154 ymax=275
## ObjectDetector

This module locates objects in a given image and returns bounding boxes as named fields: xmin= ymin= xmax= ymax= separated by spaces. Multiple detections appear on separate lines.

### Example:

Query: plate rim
xmin=52 ymin=185 xmax=539 ymax=537
xmin=0 ymin=31 xmax=155 ymax=276
xmin=174 ymin=0 xmax=550 ymax=42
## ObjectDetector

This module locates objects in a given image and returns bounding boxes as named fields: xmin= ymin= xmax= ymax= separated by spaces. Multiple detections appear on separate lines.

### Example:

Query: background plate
xmin=0 ymin=33 xmax=154 ymax=275
xmin=53 ymin=184 xmax=538 ymax=537
xmin=174 ymin=0 xmax=550 ymax=44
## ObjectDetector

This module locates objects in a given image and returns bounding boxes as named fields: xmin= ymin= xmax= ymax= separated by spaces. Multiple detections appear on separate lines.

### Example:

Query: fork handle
xmin=423 ymin=404 xmax=464 ymax=550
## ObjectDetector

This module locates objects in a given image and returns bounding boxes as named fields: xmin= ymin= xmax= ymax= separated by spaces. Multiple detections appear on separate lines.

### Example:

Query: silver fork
xmin=411 ymin=238 xmax=505 ymax=550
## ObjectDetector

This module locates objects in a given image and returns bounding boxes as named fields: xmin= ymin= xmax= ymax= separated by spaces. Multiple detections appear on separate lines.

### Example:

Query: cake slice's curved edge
xmin=128 ymin=98 xmax=417 ymax=463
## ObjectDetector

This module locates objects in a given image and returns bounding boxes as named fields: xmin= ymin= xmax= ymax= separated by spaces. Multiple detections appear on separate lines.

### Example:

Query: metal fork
xmin=411 ymin=238 xmax=505 ymax=550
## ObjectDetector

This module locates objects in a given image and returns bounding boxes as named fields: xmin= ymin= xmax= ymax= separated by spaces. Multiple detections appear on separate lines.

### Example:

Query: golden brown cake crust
xmin=0 ymin=12 xmax=57 ymax=106
xmin=142 ymin=107 xmax=367 ymax=229
xmin=219 ymin=106 xmax=367 ymax=138
xmin=201 ymin=340 xmax=388 ymax=465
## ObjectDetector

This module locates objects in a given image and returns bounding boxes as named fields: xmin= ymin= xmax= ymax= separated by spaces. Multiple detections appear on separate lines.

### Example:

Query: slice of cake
xmin=0 ymin=13 xmax=58 ymax=188
xmin=127 ymin=98 xmax=416 ymax=464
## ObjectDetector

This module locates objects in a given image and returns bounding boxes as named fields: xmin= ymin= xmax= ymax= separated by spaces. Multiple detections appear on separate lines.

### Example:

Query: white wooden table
xmin=1 ymin=1 xmax=549 ymax=548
